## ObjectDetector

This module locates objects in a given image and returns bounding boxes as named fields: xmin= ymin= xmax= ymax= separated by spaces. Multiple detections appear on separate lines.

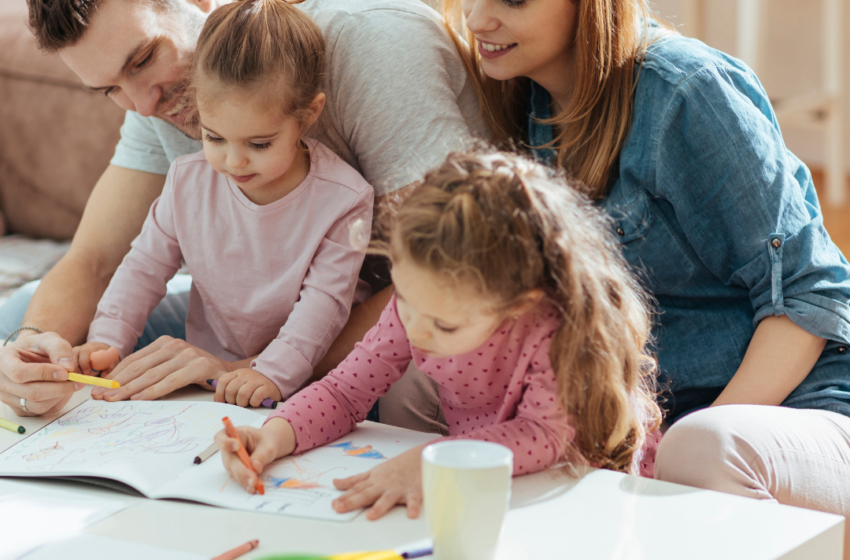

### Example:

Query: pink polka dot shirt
xmin=270 ymin=295 xmax=661 ymax=477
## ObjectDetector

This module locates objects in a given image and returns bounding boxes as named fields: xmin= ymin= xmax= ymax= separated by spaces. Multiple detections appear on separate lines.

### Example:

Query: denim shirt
xmin=528 ymin=34 xmax=850 ymax=421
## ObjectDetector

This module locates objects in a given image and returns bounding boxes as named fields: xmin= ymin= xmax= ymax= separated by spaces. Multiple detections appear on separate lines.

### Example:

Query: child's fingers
xmin=332 ymin=472 xmax=369 ymax=491
xmin=215 ymin=433 xmax=257 ymax=490
xmin=333 ymin=480 xmax=381 ymax=513
xmin=224 ymin=375 xmax=246 ymax=404
xmin=248 ymin=385 xmax=275 ymax=408
xmin=90 ymin=347 xmax=120 ymax=372
xmin=77 ymin=348 xmax=93 ymax=377
xmin=366 ymin=489 xmax=403 ymax=520
xmin=214 ymin=372 xmax=236 ymax=403
xmin=404 ymin=489 xmax=423 ymax=519
xmin=236 ymin=380 xmax=263 ymax=408
xmin=248 ymin=437 xmax=279 ymax=472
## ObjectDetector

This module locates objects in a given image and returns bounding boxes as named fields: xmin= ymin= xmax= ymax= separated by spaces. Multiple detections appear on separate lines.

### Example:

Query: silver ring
xmin=19 ymin=397 xmax=28 ymax=412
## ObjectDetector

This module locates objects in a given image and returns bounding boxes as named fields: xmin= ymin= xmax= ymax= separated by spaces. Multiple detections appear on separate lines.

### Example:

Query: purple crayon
xmin=206 ymin=379 xmax=278 ymax=409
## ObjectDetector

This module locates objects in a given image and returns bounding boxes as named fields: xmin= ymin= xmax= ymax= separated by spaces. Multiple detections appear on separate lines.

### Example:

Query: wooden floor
xmin=812 ymin=170 xmax=850 ymax=257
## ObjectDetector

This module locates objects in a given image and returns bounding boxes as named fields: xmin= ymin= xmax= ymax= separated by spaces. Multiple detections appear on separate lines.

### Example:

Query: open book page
xmin=160 ymin=425 xmax=441 ymax=521
xmin=0 ymin=400 xmax=263 ymax=497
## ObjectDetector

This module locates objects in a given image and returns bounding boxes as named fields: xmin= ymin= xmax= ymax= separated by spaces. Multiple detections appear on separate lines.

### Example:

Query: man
xmin=0 ymin=0 xmax=484 ymax=428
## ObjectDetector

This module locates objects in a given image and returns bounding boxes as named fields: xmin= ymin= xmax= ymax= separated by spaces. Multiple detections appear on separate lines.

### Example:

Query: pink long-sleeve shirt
xmin=88 ymin=140 xmax=374 ymax=399
xmin=271 ymin=295 xmax=661 ymax=477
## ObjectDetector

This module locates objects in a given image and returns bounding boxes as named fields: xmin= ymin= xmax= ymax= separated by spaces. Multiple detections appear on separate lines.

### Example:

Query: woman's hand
xmin=0 ymin=332 xmax=83 ymax=417
xmin=215 ymin=417 xmax=296 ymax=493
xmin=332 ymin=444 xmax=427 ymax=520
xmin=91 ymin=336 xmax=247 ymax=402
xmin=213 ymin=368 xmax=282 ymax=408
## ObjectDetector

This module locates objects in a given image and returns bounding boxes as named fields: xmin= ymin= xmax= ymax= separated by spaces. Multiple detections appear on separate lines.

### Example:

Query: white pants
xmin=655 ymin=405 xmax=850 ymax=559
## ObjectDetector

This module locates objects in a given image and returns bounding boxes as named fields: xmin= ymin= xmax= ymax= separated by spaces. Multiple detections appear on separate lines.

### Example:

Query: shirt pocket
xmin=604 ymin=183 xmax=696 ymax=294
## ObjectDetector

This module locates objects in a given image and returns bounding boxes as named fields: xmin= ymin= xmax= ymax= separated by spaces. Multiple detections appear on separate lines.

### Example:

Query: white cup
xmin=421 ymin=441 xmax=513 ymax=560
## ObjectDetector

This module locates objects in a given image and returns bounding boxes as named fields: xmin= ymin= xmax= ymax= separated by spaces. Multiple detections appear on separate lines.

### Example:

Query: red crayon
xmin=222 ymin=416 xmax=265 ymax=495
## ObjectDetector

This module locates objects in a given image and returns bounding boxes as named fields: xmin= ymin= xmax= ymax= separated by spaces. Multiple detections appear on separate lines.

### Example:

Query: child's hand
xmin=332 ymin=444 xmax=428 ymax=520
xmin=75 ymin=342 xmax=116 ymax=378
xmin=213 ymin=368 xmax=282 ymax=407
xmin=215 ymin=417 xmax=296 ymax=493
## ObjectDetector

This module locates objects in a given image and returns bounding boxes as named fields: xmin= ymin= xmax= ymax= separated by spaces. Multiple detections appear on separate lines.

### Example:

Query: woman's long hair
xmin=441 ymin=0 xmax=672 ymax=199
xmin=373 ymin=150 xmax=661 ymax=473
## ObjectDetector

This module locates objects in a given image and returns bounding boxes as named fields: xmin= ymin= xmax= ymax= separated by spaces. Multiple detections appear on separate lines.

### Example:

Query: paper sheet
xmin=20 ymin=534 xmax=207 ymax=560
xmin=163 ymin=425 xmax=440 ymax=521
xmin=0 ymin=480 xmax=125 ymax=560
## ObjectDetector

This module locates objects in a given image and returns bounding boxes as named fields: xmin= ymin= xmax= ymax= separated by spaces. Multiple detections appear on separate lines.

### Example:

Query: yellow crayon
xmin=331 ymin=553 xmax=402 ymax=560
xmin=67 ymin=372 xmax=120 ymax=389
xmin=0 ymin=418 xmax=25 ymax=434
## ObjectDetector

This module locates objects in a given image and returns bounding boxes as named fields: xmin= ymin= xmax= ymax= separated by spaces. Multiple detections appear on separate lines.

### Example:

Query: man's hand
xmin=332 ymin=444 xmax=427 ymax=520
xmin=0 ymin=332 xmax=84 ymax=416
xmin=214 ymin=368 xmax=282 ymax=408
xmin=91 ymin=335 xmax=241 ymax=402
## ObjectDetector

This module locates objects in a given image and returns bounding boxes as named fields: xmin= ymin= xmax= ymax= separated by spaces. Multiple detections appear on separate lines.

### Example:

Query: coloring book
xmin=0 ymin=400 xmax=439 ymax=521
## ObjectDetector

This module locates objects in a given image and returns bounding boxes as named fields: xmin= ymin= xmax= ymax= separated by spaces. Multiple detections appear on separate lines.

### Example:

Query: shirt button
xmin=771 ymin=238 xmax=782 ymax=248
xmin=838 ymin=346 xmax=848 ymax=354
xmin=616 ymin=227 xmax=625 ymax=236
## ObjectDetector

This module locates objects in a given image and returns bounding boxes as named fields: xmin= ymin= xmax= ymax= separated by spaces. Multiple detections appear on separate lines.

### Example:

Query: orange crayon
xmin=212 ymin=539 xmax=259 ymax=560
xmin=91 ymin=346 xmax=120 ymax=372
xmin=222 ymin=416 xmax=265 ymax=495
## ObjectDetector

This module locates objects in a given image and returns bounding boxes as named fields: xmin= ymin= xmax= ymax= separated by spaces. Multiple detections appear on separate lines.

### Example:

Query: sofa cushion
xmin=0 ymin=0 xmax=125 ymax=239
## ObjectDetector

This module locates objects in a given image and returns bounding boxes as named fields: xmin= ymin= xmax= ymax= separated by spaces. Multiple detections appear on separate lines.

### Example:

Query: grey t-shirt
xmin=110 ymin=0 xmax=489 ymax=196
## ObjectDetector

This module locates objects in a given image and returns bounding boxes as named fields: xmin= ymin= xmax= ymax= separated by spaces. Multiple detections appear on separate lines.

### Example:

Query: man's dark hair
xmin=26 ymin=0 xmax=105 ymax=52
xmin=27 ymin=0 xmax=173 ymax=53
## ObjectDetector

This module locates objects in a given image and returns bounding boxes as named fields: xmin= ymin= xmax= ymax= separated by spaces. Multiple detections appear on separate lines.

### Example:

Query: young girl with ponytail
xmin=76 ymin=0 xmax=373 ymax=406
xmin=216 ymin=149 xmax=662 ymax=519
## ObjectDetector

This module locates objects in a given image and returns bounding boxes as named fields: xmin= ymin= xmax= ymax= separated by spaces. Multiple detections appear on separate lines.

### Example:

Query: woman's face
xmin=462 ymin=0 xmax=579 ymax=85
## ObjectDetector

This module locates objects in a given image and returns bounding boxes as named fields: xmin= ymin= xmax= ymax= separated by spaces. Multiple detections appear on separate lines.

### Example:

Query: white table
xmin=1 ymin=388 xmax=844 ymax=560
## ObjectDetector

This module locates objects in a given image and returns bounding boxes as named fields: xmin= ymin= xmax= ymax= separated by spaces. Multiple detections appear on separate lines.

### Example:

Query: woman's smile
xmin=477 ymin=39 xmax=517 ymax=59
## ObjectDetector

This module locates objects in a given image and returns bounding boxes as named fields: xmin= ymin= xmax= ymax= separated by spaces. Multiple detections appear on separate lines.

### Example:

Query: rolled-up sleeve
xmin=652 ymin=64 xmax=850 ymax=344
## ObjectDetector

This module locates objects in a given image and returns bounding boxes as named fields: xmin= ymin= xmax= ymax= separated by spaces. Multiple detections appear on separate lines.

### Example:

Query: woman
xmin=442 ymin=0 xmax=850 ymax=551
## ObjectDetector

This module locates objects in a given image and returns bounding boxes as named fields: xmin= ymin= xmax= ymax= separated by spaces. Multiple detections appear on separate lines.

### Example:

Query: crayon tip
xmin=17 ymin=426 xmax=25 ymax=434
xmin=194 ymin=456 xmax=201 ymax=464
xmin=271 ymin=401 xmax=278 ymax=409
xmin=206 ymin=379 xmax=214 ymax=385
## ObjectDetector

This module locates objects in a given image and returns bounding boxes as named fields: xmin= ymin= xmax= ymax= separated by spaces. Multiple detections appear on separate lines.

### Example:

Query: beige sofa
xmin=0 ymin=0 xmax=125 ymax=240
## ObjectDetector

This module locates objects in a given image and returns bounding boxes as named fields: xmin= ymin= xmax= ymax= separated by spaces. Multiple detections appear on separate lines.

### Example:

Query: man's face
xmin=60 ymin=0 xmax=209 ymax=139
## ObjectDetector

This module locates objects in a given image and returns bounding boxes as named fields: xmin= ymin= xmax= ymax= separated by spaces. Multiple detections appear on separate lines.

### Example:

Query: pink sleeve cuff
xmin=86 ymin=318 xmax=140 ymax=359
xmin=252 ymin=339 xmax=314 ymax=400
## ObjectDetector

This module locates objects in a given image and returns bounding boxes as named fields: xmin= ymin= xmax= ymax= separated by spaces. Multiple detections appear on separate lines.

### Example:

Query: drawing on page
xmin=23 ymin=442 xmax=63 ymax=462
xmin=327 ymin=441 xmax=386 ymax=459
xmin=0 ymin=401 xmax=223 ymax=472
xmin=268 ymin=476 xmax=321 ymax=489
